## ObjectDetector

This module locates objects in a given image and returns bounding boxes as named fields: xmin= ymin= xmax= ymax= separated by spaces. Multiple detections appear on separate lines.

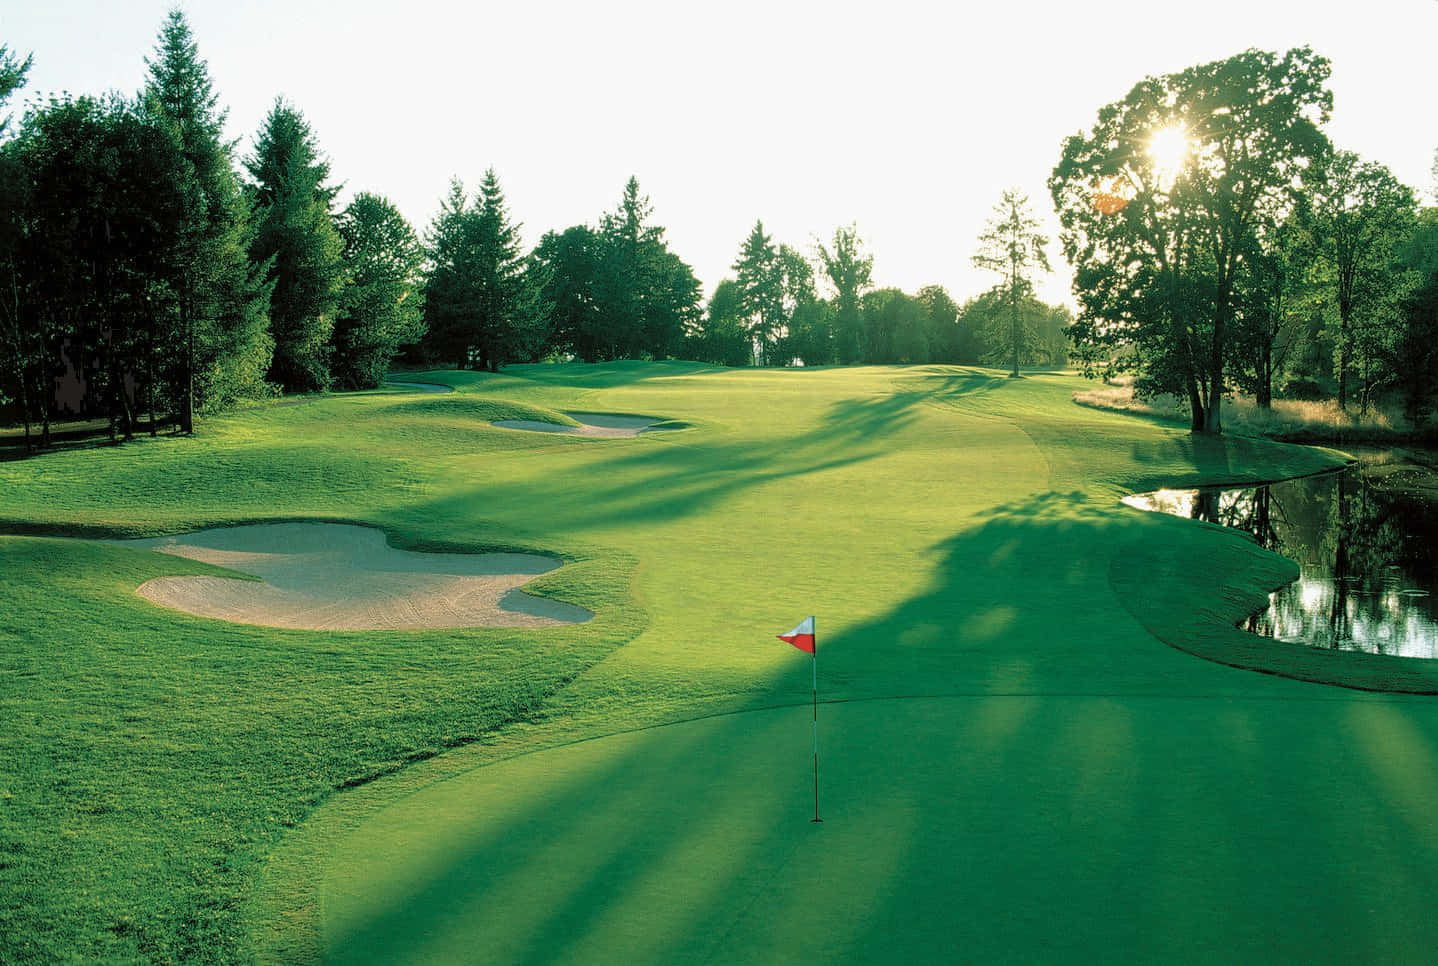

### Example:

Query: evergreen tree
xmin=593 ymin=177 xmax=700 ymax=360
xmin=333 ymin=192 xmax=425 ymax=389
xmin=972 ymin=188 xmax=1050 ymax=377
xmin=469 ymin=168 xmax=548 ymax=370
xmin=420 ymin=178 xmax=478 ymax=367
xmin=732 ymin=221 xmax=784 ymax=365
xmin=144 ymin=9 xmax=272 ymax=427
xmin=246 ymin=98 xmax=344 ymax=392
xmin=0 ymin=45 xmax=32 ymax=136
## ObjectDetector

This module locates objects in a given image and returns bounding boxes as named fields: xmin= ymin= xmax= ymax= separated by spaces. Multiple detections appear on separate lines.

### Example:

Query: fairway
xmin=6 ymin=363 xmax=1435 ymax=963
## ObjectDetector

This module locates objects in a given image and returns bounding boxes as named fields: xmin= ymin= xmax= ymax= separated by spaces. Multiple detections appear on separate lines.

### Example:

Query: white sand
xmin=123 ymin=523 xmax=592 ymax=631
xmin=492 ymin=411 xmax=665 ymax=438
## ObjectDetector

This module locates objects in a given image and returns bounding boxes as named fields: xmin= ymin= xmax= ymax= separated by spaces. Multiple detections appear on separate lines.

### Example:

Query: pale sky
xmin=6 ymin=0 xmax=1436 ymax=308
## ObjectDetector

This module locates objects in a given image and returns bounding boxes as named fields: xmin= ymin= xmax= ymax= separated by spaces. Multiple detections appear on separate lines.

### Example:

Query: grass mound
xmin=381 ymin=395 xmax=579 ymax=427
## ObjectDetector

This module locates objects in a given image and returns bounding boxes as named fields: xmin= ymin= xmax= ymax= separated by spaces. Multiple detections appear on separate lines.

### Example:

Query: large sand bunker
xmin=125 ymin=523 xmax=592 ymax=630
xmin=492 ymin=412 xmax=667 ymax=438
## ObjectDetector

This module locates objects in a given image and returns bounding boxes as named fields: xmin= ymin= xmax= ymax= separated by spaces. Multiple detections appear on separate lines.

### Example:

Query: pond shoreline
xmin=1124 ymin=448 xmax=1438 ymax=668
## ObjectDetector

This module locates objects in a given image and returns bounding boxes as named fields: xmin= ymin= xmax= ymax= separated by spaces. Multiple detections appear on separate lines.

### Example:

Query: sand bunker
xmin=493 ymin=412 xmax=666 ymax=438
xmin=124 ymin=523 xmax=592 ymax=630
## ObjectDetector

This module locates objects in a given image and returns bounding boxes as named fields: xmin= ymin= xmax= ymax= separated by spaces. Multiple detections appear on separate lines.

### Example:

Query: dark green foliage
xmin=686 ymin=278 xmax=753 ymax=366
xmin=728 ymin=224 xmax=819 ymax=366
xmin=419 ymin=179 xmax=476 ymax=367
xmin=2 ymin=94 xmax=191 ymax=445
xmin=782 ymin=298 xmax=836 ymax=367
xmin=1302 ymin=150 xmax=1417 ymax=412
xmin=533 ymin=224 xmax=604 ymax=360
xmin=956 ymin=290 xmax=1071 ymax=369
xmin=332 ymin=193 xmax=425 ymax=389
xmin=862 ymin=288 xmax=929 ymax=363
xmin=816 ymin=224 xmax=872 ymax=364
xmin=972 ymin=189 xmax=1051 ymax=376
xmin=1389 ymin=209 xmax=1438 ymax=424
xmin=595 ymin=177 xmax=700 ymax=360
xmin=916 ymin=285 xmax=961 ymax=363
xmin=0 ymin=44 xmax=32 ymax=135
xmin=246 ymin=98 xmax=344 ymax=393
xmin=470 ymin=169 xmax=549 ymax=369
xmin=418 ymin=171 xmax=549 ymax=370
xmin=533 ymin=178 xmax=701 ymax=363
xmin=144 ymin=9 xmax=273 ymax=425
xmin=732 ymin=221 xmax=784 ymax=364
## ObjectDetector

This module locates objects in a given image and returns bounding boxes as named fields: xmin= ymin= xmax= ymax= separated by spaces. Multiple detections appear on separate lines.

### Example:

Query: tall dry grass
xmin=1072 ymin=380 xmax=1416 ymax=442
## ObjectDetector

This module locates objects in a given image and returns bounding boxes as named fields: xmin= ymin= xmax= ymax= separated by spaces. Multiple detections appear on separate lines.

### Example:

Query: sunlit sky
xmin=7 ymin=0 xmax=1436 ymax=307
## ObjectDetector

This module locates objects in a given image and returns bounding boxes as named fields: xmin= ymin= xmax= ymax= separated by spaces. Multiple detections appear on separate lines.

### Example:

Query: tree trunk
xmin=1010 ymin=286 xmax=1019 ymax=378
xmin=1187 ymin=378 xmax=1205 ymax=432
xmin=1256 ymin=341 xmax=1272 ymax=408
xmin=147 ymin=344 xmax=157 ymax=437
xmin=181 ymin=300 xmax=195 ymax=434
xmin=1336 ymin=295 xmax=1351 ymax=412
xmin=1202 ymin=389 xmax=1223 ymax=434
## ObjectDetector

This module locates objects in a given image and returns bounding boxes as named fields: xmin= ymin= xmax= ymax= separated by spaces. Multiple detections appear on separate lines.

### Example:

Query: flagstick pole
xmin=811 ymin=615 xmax=821 ymax=824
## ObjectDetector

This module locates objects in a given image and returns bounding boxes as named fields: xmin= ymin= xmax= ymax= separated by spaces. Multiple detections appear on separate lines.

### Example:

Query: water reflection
xmin=1124 ymin=453 xmax=1438 ymax=659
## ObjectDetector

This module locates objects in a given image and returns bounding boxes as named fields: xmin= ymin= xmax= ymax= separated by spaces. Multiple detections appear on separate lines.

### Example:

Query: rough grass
xmin=1072 ymin=380 xmax=1438 ymax=445
xmin=7 ymin=362 xmax=1438 ymax=964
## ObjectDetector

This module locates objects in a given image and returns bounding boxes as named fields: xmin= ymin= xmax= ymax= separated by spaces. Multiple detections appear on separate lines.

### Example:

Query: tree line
xmin=0 ymin=10 xmax=1079 ymax=452
xmin=1051 ymin=46 xmax=1438 ymax=432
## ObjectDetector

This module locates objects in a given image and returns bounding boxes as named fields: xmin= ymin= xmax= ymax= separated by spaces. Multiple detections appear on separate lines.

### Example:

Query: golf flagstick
xmin=777 ymin=615 xmax=821 ymax=823
xmin=811 ymin=617 xmax=821 ymax=823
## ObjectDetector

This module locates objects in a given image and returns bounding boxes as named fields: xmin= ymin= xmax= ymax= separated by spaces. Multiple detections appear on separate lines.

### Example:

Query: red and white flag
xmin=778 ymin=616 xmax=815 ymax=654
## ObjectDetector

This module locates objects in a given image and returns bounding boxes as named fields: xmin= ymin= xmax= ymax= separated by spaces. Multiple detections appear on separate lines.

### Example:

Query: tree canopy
xmin=1052 ymin=46 xmax=1333 ymax=433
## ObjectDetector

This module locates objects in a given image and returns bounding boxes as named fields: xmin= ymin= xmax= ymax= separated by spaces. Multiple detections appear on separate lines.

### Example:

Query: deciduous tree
xmin=816 ymin=224 xmax=872 ymax=364
xmin=1052 ymin=46 xmax=1333 ymax=433
xmin=1303 ymin=151 xmax=1416 ymax=411
xmin=332 ymin=193 xmax=424 ymax=388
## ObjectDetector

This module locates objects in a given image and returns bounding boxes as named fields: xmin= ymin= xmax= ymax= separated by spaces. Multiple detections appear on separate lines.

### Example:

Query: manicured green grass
xmin=5 ymin=362 xmax=1436 ymax=963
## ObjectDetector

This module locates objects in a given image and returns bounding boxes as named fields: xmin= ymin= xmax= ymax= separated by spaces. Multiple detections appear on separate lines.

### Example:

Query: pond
xmin=1123 ymin=450 xmax=1438 ymax=658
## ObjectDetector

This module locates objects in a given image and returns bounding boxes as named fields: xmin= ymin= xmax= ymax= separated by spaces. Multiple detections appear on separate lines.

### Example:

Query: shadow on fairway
xmin=395 ymin=366 xmax=1023 ymax=538
xmin=312 ymin=490 xmax=1438 ymax=963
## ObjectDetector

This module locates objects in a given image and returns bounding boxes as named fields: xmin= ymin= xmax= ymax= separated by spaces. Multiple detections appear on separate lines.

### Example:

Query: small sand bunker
xmin=125 ymin=523 xmax=592 ymax=630
xmin=492 ymin=411 xmax=667 ymax=438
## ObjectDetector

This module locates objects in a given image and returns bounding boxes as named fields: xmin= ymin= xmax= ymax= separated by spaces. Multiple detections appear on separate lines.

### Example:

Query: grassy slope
xmin=4 ymin=364 xmax=1434 ymax=963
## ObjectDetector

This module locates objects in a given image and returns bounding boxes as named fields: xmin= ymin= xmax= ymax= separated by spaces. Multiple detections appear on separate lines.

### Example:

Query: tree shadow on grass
xmin=309 ymin=489 xmax=1438 ymax=963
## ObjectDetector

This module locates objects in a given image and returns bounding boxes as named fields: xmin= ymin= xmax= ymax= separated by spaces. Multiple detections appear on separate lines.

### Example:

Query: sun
xmin=1147 ymin=123 xmax=1190 ymax=187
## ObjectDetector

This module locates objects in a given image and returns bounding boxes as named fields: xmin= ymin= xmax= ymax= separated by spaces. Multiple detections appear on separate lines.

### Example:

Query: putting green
xmin=319 ymin=692 xmax=1438 ymax=963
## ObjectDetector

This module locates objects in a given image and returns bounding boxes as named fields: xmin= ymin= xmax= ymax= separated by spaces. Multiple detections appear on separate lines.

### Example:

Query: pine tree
xmin=470 ymin=168 xmax=547 ymax=370
xmin=144 ymin=9 xmax=272 ymax=428
xmin=419 ymin=179 xmax=476 ymax=367
xmin=246 ymin=98 xmax=345 ymax=392
xmin=732 ymin=221 xmax=783 ymax=365
xmin=594 ymin=177 xmax=700 ymax=360
xmin=972 ymin=189 xmax=1050 ymax=377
